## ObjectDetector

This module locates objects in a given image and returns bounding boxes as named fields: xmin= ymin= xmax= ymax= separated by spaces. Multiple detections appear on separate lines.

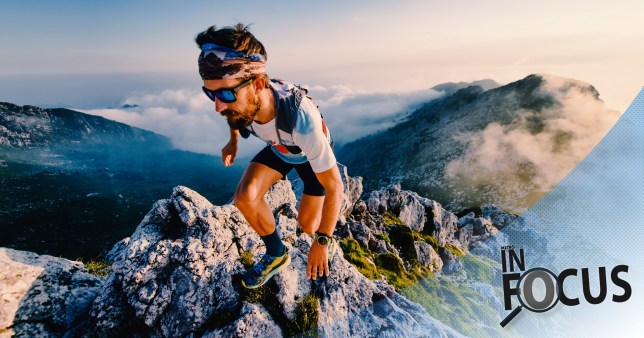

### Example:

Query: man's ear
xmin=253 ymin=76 xmax=266 ymax=94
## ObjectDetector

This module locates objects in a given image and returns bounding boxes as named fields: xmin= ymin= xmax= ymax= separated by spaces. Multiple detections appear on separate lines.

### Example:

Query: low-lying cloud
xmin=81 ymin=89 xmax=265 ymax=158
xmin=443 ymin=75 xmax=622 ymax=212
xmin=307 ymin=84 xmax=443 ymax=145
xmin=82 ymin=84 xmax=443 ymax=158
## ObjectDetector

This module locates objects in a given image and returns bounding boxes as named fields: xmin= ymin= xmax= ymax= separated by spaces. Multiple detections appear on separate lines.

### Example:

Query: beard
xmin=222 ymin=93 xmax=260 ymax=130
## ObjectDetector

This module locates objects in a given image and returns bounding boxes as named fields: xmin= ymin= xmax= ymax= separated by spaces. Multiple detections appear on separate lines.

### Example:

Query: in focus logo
xmin=499 ymin=245 xmax=632 ymax=327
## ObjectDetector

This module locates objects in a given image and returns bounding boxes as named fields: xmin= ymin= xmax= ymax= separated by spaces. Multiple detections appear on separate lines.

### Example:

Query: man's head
xmin=195 ymin=23 xmax=267 ymax=63
xmin=195 ymin=23 xmax=269 ymax=129
xmin=203 ymin=76 xmax=261 ymax=129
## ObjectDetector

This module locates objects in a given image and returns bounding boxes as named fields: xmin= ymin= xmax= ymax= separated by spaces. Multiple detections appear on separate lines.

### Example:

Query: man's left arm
xmin=307 ymin=165 xmax=344 ymax=279
xmin=292 ymin=96 xmax=344 ymax=279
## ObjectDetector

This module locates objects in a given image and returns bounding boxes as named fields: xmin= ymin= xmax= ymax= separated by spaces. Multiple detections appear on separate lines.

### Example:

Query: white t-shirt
xmin=249 ymin=91 xmax=336 ymax=173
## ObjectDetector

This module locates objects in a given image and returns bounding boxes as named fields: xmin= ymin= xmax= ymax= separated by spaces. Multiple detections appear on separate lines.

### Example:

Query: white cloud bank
xmin=81 ymin=84 xmax=443 ymax=158
xmin=306 ymin=85 xmax=443 ymax=145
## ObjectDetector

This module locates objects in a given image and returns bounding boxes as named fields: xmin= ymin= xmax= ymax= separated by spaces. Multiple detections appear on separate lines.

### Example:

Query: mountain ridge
xmin=430 ymin=79 xmax=501 ymax=96
xmin=337 ymin=73 xmax=620 ymax=213
xmin=0 ymin=101 xmax=170 ymax=150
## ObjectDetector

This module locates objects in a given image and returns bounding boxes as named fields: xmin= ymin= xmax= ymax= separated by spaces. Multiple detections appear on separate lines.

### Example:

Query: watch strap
xmin=315 ymin=232 xmax=331 ymax=245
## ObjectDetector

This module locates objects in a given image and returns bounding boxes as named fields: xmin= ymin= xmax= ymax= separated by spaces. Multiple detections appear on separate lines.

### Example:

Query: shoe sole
xmin=242 ymin=253 xmax=292 ymax=289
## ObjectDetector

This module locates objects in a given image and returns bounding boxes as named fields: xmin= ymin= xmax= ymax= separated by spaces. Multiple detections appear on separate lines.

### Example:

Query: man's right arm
xmin=222 ymin=128 xmax=239 ymax=166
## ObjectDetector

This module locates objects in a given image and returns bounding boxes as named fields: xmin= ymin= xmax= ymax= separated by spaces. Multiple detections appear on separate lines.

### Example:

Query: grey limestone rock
xmin=367 ymin=184 xmax=463 ymax=250
xmin=443 ymin=259 xmax=464 ymax=276
xmin=469 ymin=231 xmax=510 ymax=261
xmin=369 ymin=238 xmax=390 ymax=255
xmin=291 ymin=162 xmax=363 ymax=224
xmin=482 ymin=204 xmax=516 ymax=230
xmin=338 ymin=163 xmax=364 ymax=222
xmin=2 ymin=171 xmax=481 ymax=337
xmin=263 ymin=177 xmax=297 ymax=213
xmin=0 ymin=248 xmax=103 ymax=337
xmin=473 ymin=217 xmax=495 ymax=236
xmin=367 ymin=184 xmax=427 ymax=232
xmin=456 ymin=223 xmax=473 ymax=249
xmin=414 ymin=242 xmax=443 ymax=272
xmin=348 ymin=220 xmax=373 ymax=249
xmin=203 ymin=302 xmax=282 ymax=338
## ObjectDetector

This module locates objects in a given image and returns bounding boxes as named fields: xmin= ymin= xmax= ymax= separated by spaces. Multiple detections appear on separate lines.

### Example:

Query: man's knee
xmin=298 ymin=214 xmax=319 ymax=235
xmin=234 ymin=184 xmax=261 ymax=209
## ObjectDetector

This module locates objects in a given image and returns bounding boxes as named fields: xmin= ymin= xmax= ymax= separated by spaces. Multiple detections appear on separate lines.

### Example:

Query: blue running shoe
xmin=242 ymin=247 xmax=291 ymax=289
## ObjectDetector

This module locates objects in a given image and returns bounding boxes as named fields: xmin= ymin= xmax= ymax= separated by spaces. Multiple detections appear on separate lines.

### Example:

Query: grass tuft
xmin=239 ymin=250 xmax=255 ymax=268
xmin=79 ymin=258 xmax=111 ymax=277
xmin=382 ymin=211 xmax=405 ymax=226
xmin=294 ymin=295 xmax=320 ymax=336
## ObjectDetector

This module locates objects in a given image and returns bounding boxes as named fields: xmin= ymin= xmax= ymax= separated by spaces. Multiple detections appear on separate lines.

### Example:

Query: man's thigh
xmin=237 ymin=147 xmax=294 ymax=200
xmin=236 ymin=162 xmax=284 ymax=202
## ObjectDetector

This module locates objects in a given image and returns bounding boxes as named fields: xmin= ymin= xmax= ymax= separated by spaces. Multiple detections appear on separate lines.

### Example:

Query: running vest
xmin=239 ymin=79 xmax=333 ymax=154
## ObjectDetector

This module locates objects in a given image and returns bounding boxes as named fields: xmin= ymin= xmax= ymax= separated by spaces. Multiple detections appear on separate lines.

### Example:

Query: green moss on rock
xmin=294 ymin=295 xmax=320 ymax=336
xmin=388 ymin=225 xmax=419 ymax=267
xmin=80 ymin=259 xmax=111 ymax=277
xmin=382 ymin=211 xmax=405 ymax=226
xmin=374 ymin=233 xmax=390 ymax=242
xmin=374 ymin=252 xmax=405 ymax=274
xmin=239 ymin=250 xmax=255 ymax=268
xmin=339 ymin=238 xmax=380 ymax=279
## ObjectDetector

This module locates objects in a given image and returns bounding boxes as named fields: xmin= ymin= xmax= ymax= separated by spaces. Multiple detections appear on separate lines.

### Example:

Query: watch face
xmin=316 ymin=235 xmax=329 ymax=245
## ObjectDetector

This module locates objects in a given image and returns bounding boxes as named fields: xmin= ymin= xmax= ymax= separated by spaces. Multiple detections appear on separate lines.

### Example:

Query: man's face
xmin=203 ymin=78 xmax=260 ymax=130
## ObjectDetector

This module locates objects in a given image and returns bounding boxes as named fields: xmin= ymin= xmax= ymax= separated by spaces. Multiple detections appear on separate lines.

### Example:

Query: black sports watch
xmin=315 ymin=232 xmax=331 ymax=246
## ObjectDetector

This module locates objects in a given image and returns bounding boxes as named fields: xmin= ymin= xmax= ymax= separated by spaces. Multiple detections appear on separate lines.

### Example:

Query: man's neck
xmin=253 ymin=86 xmax=275 ymax=125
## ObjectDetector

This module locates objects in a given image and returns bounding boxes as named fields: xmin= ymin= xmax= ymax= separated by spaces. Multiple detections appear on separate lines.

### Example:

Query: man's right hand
xmin=222 ymin=140 xmax=238 ymax=166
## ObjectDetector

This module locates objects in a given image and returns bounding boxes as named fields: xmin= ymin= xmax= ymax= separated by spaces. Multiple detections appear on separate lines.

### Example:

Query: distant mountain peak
xmin=0 ymin=102 xmax=170 ymax=149
xmin=431 ymin=79 xmax=501 ymax=96
xmin=530 ymin=73 xmax=601 ymax=100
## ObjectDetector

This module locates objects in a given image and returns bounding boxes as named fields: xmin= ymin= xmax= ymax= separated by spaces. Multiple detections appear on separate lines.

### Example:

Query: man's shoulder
xmin=270 ymin=78 xmax=296 ymax=96
xmin=270 ymin=79 xmax=321 ymax=132
xmin=270 ymin=79 xmax=312 ymax=104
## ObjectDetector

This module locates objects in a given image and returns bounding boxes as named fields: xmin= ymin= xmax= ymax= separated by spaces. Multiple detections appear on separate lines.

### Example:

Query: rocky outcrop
xmin=204 ymin=302 xmax=282 ymax=337
xmin=291 ymin=163 xmax=363 ymax=223
xmin=0 ymin=248 xmax=103 ymax=337
xmin=2 ymin=164 xmax=540 ymax=337
xmin=366 ymin=184 xmax=462 ymax=250
xmin=415 ymin=242 xmax=443 ymax=272
xmin=1 ymin=169 xmax=465 ymax=337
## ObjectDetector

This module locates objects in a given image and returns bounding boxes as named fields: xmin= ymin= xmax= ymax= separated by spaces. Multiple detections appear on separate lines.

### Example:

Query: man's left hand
xmin=307 ymin=241 xmax=329 ymax=280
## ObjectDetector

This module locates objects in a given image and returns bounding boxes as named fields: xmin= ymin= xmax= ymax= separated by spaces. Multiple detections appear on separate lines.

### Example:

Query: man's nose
xmin=214 ymin=98 xmax=227 ymax=113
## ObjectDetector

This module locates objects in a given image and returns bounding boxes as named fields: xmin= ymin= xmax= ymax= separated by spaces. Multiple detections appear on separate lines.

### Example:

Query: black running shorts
xmin=251 ymin=146 xmax=326 ymax=196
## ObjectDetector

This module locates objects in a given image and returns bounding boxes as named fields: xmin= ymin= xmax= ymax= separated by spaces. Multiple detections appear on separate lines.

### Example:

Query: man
xmin=195 ymin=24 xmax=344 ymax=289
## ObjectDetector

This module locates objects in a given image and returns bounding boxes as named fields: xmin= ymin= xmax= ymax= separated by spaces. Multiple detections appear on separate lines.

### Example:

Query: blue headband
xmin=198 ymin=43 xmax=267 ymax=79
xmin=200 ymin=43 xmax=266 ymax=63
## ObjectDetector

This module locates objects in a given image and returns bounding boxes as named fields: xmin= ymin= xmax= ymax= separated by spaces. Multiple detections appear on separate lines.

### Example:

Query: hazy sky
xmin=1 ymin=2 xmax=636 ymax=218
xmin=1 ymin=0 xmax=642 ymax=110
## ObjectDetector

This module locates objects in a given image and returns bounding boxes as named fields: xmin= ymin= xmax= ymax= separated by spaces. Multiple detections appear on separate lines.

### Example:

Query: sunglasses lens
xmin=215 ymin=90 xmax=236 ymax=103
xmin=202 ymin=87 xmax=216 ymax=101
